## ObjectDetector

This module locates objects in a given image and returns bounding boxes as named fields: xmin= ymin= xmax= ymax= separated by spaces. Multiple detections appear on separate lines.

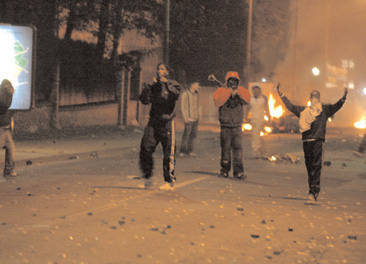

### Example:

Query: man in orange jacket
xmin=213 ymin=72 xmax=251 ymax=179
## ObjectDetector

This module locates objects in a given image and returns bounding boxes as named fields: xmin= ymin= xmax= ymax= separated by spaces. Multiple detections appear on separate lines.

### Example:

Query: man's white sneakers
xmin=158 ymin=182 xmax=175 ymax=191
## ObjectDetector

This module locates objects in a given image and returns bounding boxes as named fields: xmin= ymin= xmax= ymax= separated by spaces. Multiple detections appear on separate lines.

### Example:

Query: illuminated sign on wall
xmin=0 ymin=24 xmax=36 ymax=110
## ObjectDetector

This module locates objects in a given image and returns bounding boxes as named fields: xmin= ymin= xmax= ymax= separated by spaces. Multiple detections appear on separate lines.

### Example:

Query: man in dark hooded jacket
xmin=139 ymin=63 xmax=182 ymax=191
xmin=277 ymin=83 xmax=347 ymax=202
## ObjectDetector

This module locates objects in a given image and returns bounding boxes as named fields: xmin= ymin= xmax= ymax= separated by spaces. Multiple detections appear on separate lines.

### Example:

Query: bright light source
xmin=312 ymin=67 xmax=320 ymax=76
xmin=0 ymin=24 xmax=35 ymax=110
xmin=261 ymin=78 xmax=267 ymax=83
xmin=264 ymin=126 xmax=272 ymax=133
xmin=363 ymin=87 xmax=366 ymax=96
xmin=354 ymin=116 xmax=366 ymax=129
xmin=348 ymin=81 xmax=354 ymax=89
xmin=241 ymin=123 xmax=252 ymax=131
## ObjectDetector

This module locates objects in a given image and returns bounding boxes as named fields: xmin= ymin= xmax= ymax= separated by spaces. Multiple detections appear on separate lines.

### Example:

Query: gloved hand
xmin=342 ymin=87 xmax=348 ymax=101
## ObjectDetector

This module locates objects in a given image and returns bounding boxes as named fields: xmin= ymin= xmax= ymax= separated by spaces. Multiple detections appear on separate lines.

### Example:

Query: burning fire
xmin=354 ymin=116 xmax=366 ymax=129
xmin=268 ymin=93 xmax=284 ymax=118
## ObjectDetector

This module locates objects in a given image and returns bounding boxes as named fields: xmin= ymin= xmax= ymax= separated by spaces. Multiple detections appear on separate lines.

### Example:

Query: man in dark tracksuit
xmin=213 ymin=71 xmax=251 ymax=179
xmin=0 ymin=79 xmax=17 ymax=180
xmin=139 ymin=63 xmax=182 ymax=191
xmin=277 ymin=83 xmax=347 ymax=202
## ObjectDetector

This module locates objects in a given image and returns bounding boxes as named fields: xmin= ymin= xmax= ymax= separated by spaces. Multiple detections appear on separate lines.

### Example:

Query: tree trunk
xmin=111 ymin=0 xmax=123 ymax=66
xmin=96 ymin=0 xmax=110 ymax=61
xmin=64 ymin=0 xmax=76 ymax=41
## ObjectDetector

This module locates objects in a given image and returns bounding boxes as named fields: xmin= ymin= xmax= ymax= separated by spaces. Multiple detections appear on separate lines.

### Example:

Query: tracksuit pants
xmin=303 ymin=139 xmax=324 ymax=196
xmin=220 ymin=126 xmax=244 ymax=175
xmin=139 ymin=120 xmax=176 ymax=183
xmin=0 ymin=128 xmax=15 ymax=176
xmin=180 ymin=120 xmax=198 ymax=155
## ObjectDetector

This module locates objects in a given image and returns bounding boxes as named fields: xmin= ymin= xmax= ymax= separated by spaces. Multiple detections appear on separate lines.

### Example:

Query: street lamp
xmin=312 ymin=67 xmax=320 ymax=76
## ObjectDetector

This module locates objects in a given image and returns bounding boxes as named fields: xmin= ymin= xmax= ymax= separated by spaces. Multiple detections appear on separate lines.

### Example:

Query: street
xmin=0 ymin=129 xmax=365 ymax=264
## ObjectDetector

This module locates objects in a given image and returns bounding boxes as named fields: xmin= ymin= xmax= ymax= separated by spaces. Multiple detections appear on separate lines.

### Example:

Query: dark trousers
xmin=180 ymin=120 xmax=198 ymax=154
xmin=303 ymin=139 xmax=324 ymax=196
xmin=0 ymin=128 xmax=15 ymax=176
xmin=358 ymin=132 xmax=366 ymax=153
xmin=220 ymin=126 xmax=243 ymax=174
xmin=139 ymin=120 xmax=176 ymax=183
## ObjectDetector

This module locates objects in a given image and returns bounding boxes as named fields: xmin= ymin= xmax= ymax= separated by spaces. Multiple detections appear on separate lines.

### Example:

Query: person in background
xmin=245 ymin=85 xmax=271 ymax=158
xmin=138 ymin=63 xmax=182 ymax=191
xmin=179 ymin=82 xmax=200 ymax=158
xmin=277 ymin=83 xmax=347 ymax=202
xmin=0 ymin=79 xmax=17 ymax=180
xmin=213 ymin=71 xmax=251 ymax=179
xmin=353 ymin=132 xmax=366 ymax=157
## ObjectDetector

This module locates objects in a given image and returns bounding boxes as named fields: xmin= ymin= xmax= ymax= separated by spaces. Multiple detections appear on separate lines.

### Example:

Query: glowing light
xmin=261 ymin=78 xmax=267 ymax=83
xmin=312 ymin=67 xmax=320 ymax=76
xmin=264 ymin=126 xmax=272 ymax=133
xmin=242 ymin=123 xmax=252 ymax=131
xmin=307 ymin=100 xmax=311 ymax=107
xmin=328 ymin=118 xmax=332 ymax=122
xmin=260 ymin=131 xmax=264 ymax=137
xmin=268 ymin=93 xmax=284 ymax=118
xmin=354 ymin=116 xmax=366 ymax=129
xmin=269 ymin=156 xmax=277 ymax=161
xmin=264 ymin=115 xmax=269 ymax=121
xmin=363 ymin=87 xmax=366 ymax=96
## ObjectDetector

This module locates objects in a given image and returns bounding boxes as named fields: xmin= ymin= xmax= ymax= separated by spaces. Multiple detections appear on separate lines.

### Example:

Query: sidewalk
xmin=1 ymin=125 xmax=145 ymax=170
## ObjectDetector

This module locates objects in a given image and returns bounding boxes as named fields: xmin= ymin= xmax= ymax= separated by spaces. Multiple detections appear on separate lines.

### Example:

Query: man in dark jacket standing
xmin=277 ymin=83 xmax=347 ymax=202
xmin=0 ymin=79 xmax=17 ymax=181
xmin=213 ymin=72 xmax=251 ymax=179
xmin=139 ymin=63 xmax=182 ymax=191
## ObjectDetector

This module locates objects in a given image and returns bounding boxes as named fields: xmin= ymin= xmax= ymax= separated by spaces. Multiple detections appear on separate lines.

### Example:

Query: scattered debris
xmin=237 ymin=207 xmax=244 ymax=211
xmin=26 ymin=160 xmax=32 ymax=165
xmin=324 ymin=161 xmax=332 ymax=166
xmin=347 ymin=235 xmax=357 ymax=240
xmin=16 ymin=187 xmax=21 ymax=190
xmin=267 ymin=153 xmax=300 ymax=164
xmin=288 ymin=228 xmax=293 ymax=232
xmin=87 ymin=212 xmax=93 ymax=216
xmin=261 ymin=220 xmax=267 ymax=224
xmin=250 ymin=234 xmax=260 ymax=239
xmin=68 ymin=156 xmax=79 ymax=160
xmin=342 ymin=163 xmax=347 ymax=167
xmin=90 ymin=152 xmax=99 ymax=158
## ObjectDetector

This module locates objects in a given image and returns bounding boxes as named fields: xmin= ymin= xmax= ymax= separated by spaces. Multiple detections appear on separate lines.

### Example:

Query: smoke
xmin=273 ymin=0 xmax=366 ymax=127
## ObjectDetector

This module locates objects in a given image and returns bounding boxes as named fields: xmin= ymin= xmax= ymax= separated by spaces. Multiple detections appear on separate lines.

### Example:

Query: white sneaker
xmin=158 ymin=182 xmax=175 ymax=191
xmin=138 ymin=177 xmax=154 ymax=189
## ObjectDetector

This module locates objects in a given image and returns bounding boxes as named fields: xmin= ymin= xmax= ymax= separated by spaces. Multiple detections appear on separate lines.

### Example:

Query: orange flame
xmin=354 ymin=116 xmax=366 ymax=129
xmin=268 ymin=93 xmax=284 ymax=118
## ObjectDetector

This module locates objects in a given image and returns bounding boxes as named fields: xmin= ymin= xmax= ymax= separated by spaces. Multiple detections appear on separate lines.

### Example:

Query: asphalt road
xmin=0 ymin=131 xmax=365 ymax=264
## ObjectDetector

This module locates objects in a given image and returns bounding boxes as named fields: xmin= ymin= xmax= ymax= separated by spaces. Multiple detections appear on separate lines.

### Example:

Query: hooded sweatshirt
xmin=213 ymin=72 xmax=250 ymax=127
